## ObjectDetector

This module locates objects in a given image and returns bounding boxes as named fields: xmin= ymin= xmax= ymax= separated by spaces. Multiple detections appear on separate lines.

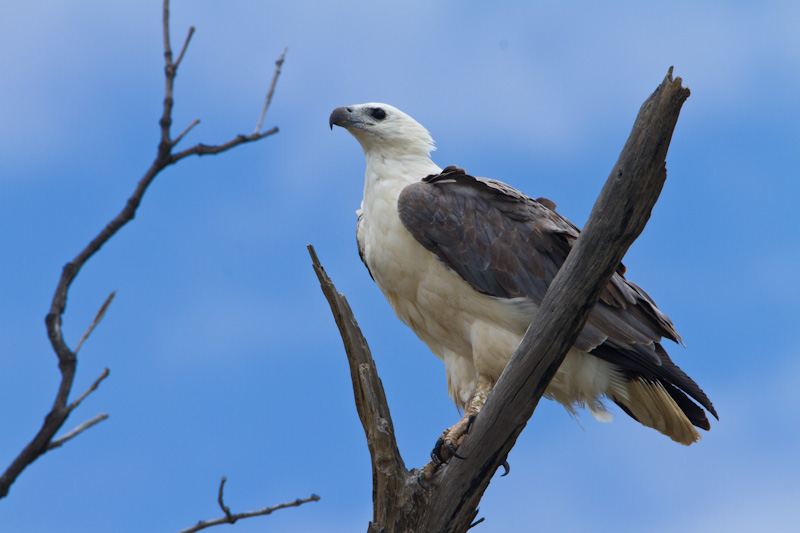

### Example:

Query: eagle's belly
xmin=362 ymin=209 xmax=527 ymax=404
xmin=362 ymin=204 xmax=625 ymax=417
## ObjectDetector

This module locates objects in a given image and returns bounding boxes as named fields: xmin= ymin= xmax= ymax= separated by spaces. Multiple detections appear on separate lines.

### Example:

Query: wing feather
xmin=397 ymin=166 xmax=716 ymax=424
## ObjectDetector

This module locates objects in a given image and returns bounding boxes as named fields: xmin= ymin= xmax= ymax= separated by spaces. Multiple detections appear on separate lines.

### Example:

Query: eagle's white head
xmin=330 ymin=103 xmax=436 ymax=161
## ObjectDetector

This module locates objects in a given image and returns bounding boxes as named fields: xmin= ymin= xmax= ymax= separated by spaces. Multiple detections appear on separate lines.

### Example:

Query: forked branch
xmin=176 ymin=476 xmax=320 ymax=533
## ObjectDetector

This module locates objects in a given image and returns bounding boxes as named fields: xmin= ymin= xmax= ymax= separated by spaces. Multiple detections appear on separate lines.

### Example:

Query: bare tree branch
xmin=47 ymin=413 xmax=110 ymax=451
xmin=160 ymin=0 xmax=179 ymax=148
xmin=255 ymin=47 xmax=287 ymax=134
xmin=172 ymin=118 xmax=200 ymax=148
xmin=311 ymin=67 xmax=691 ymax=532
xmin=217 ymin=476 xmax=233 ymax=521
xmin=74 ymin=291 xmax=116 ymax=355
xmin=175 ymin=26 xmax=196 ymax=70
xmin=0 ymin=0 xmax=285 ymax=500
xmin=67 ymin=368 xmax=110 ymax=413
xmin=177 ymin=477 xmax=320 ymax=533
xmin=171 ymin=127 xmax=279 ymax=162
xmin=308 ymin=245 xmax=422 ymax=529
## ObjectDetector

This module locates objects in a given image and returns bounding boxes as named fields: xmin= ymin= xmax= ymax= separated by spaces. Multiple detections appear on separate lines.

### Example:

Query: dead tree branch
xmin=0 ymin=0 xmax=285 ymax=500
xmin=177 ymin=476 xmax=320 ymax=533
xmin=46 ymin=413 xmax=110 ymax=451
xmin=311 ymin=67 xmax=690 ymax=532
xmin=74 ymin=291 xmax=115 ymax=355
xmin=308 ymin=246 xmax=426 ymax=529
xmin=255 ymin=47 xmax=287 ymax=134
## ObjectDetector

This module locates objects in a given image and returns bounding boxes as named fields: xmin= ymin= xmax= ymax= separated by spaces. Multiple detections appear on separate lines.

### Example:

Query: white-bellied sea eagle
xmin=330 ymin=103 xmax=716 ymax=457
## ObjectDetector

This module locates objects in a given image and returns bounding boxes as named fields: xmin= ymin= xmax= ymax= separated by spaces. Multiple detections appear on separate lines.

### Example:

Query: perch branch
xmin=0 ymin=0 xmax=285 ymax=500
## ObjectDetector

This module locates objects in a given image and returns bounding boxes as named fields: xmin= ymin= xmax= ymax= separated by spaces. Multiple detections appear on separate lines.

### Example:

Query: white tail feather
xmin=624 ymin=378 xmax=700 ymax=445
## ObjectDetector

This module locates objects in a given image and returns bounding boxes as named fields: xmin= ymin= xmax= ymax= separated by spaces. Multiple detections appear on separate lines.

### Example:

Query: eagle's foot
xmin=417 ymin=461 xmax=437 ymax=490
xmin=431 ymin=413 xmax=474 ymax=464
xmin=418 ymin=419 xmax=472 ymax=490
xmin=428 ymin=375 xmax=494 ymax=468
xmin=419 ymin=439 xmax=511 ymax=490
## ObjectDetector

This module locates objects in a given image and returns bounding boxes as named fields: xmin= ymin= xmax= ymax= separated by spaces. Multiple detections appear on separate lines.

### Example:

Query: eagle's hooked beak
xmin=330 ymin=106 xmax=355 ymax=130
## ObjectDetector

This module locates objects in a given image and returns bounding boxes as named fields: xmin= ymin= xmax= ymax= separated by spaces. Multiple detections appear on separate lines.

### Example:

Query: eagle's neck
xmin=362 ymin=151 xmax=440 ymax=209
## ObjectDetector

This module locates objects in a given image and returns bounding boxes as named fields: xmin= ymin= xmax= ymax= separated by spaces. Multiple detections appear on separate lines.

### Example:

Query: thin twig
xmin=217 ymin=477 xmax=233 ymax=521
xmin=254 ymin=47 xmax=287 ymax=134
xmin=160 ymin=0 xmax=176 ymax=148
xmin=172 ymin=118 xmax=200 ymax=148
xmin=47 ymin=414 xmax=110 ymax=451
xmin=67 ymin=368 xmax=110 ymax=412
xmin=74 ymin=291 xmax=116 ymax=355
xmin=171 ymin=127 xmax=279 ymax=162
xmin=177 ymin=483 xmax=320 ymax=533
xmin=175 ymin=26 xmax=195 ymax=69
xmin=162 ymin=0 xmax=172 ymax=63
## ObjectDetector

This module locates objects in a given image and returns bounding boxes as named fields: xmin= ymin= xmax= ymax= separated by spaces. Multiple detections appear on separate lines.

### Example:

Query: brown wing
xmin=398 ymin=166 xmax=717 ymax=422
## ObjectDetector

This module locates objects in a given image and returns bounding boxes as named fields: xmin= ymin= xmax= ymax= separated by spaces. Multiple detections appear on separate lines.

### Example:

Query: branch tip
xmin=173 ymin=119 xmax=200 ymax=148
xmin=254 ymin=47 xmax=287 ymax=134
xmin=68 ymin=368 xmax=110 ymax=412
xmin=217 ymin=476 xmax=233 ymax=520
xmin=74 ymin=290 xmax=116 ymax=355
xmin=47 ymin=413 xmax=109 ymax=451
xmin=175 ymin=26 xmax=196 ymax=69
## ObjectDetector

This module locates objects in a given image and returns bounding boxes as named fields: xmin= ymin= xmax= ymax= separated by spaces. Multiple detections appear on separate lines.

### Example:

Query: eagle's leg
xmin=432 ymin=374 xmax=493 ymax=464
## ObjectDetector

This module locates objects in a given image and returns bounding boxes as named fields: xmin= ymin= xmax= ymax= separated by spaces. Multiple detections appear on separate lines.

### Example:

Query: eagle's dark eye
xmin=370 ymin=108 xmax=387 ymax=120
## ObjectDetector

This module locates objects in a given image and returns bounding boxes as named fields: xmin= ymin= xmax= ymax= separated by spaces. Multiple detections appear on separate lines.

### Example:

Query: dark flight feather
xmin=397 ymin=166 xmax=716 ymax=428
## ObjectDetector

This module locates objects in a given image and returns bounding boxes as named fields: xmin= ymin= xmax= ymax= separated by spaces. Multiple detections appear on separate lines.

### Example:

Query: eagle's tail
xmin=592 ymin=341 xmax=717 ymax=445
xmin=612 ymin=378 xmax=702 ymax=445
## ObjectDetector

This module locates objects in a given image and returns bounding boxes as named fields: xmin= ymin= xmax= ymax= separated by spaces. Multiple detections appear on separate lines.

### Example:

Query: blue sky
xmin=1 ymin=1 xmax=799 ymax=532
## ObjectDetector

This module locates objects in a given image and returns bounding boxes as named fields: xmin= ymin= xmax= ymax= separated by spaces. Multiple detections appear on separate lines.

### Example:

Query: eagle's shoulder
xmin=397 ymin=166 xmax=574 ymax=301
xmin=418 ymin=165 xmax=540 ymax=205
xmin=405 ymin=165 xmax=566 ymax=224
